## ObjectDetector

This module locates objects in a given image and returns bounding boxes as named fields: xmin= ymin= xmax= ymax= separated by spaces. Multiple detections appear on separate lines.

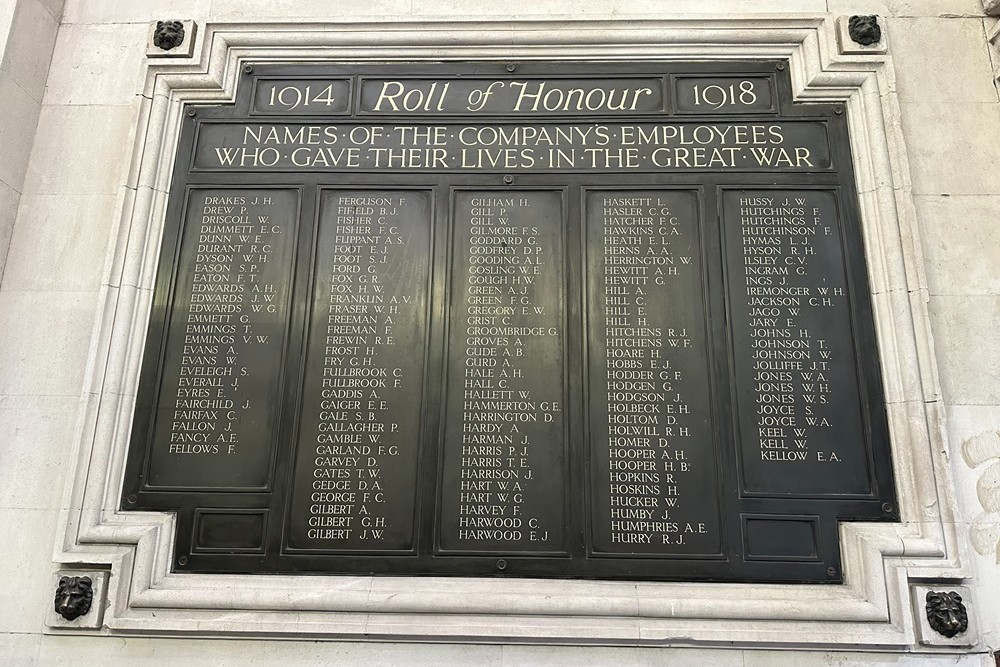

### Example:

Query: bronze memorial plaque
xmin=122 ymin=61 xmax=896 ymax=582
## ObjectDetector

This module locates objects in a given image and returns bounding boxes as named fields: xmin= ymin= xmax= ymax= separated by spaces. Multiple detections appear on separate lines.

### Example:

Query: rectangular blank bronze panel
xmin=742 ymin=516 xmax=820 ymax=561
xmin=123 ymin=61 xmax=896 ymax=582
xmin=193 ymin=510 xmax=267 ymax=552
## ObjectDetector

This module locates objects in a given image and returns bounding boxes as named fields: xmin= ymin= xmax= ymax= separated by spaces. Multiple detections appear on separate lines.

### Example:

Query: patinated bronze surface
xmin=122 ymin=61 xmax=897 ymax=582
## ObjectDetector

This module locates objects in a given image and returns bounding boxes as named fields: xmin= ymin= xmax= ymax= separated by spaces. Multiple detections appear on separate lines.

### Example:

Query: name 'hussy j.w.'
xmin=370 ymin=80 xmax=655 ymax=113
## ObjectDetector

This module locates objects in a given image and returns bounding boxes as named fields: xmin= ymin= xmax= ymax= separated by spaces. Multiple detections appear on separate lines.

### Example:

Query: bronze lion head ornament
xmin=925 ymin=591 xmax=968 ymax=638
xmin=54 ymin=575 xmax=94 ymax=621
xmin=848 ymin=15 xmax=882 ymax=46
xmin=153 ymin=20 xmax=186 ymax=51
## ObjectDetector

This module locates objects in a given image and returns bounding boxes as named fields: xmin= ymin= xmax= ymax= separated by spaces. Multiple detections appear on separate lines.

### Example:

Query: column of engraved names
xmin=286 ymin=191 xmax=431 ymax=550
xmin=438 ymin=191 xmax=566 ymax=553
xmin=147 ymin=189 xmax=296 ymax=488
xmin=587 ymin=191 xmax=721 ymax=555
xmin=724 ymin=189 xmax=871 ymax=495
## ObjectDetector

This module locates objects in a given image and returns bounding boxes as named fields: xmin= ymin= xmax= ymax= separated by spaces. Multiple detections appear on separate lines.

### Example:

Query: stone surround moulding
xmin=48 ymin=16 xmax=974 ymax=649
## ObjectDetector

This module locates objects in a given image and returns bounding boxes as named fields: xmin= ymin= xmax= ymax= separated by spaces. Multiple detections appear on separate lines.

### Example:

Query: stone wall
xmin=1 ymin=0 xmax=997 ymax=664
xmin=0 ymin=0 xmax=62 ymax=280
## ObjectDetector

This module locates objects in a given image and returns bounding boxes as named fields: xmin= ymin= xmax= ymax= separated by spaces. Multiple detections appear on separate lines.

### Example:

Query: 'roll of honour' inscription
xmin=586 ymin=190 xmax=721 ymax=555
xmin=438 ymin=190 xmax=567 ymax=553
xmin=146 ymin=189 xmax=297 ymax=489
xmin=724 ymin=189 xmax=872 ymax=496
xmin=286 ymin=190 xmax=432 ymax=550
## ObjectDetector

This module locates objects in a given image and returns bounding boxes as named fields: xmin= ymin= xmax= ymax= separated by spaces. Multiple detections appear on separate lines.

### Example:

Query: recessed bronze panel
xmin=143 ymin=188 xmax=299 ymax=490
xmin=284 ymin=189 xmax=433 ymax=552
xmin=438 ymin=189 xmax=568 ymax=555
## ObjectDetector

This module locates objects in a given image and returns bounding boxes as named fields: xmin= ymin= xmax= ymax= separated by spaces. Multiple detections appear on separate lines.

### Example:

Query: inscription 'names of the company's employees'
xmin=194 ymin=122 xmax=831 ymax=172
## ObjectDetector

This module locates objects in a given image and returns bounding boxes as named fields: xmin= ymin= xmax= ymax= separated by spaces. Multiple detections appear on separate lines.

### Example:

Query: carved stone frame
xmin=50 ymin=17 xmax=971 ymax=648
